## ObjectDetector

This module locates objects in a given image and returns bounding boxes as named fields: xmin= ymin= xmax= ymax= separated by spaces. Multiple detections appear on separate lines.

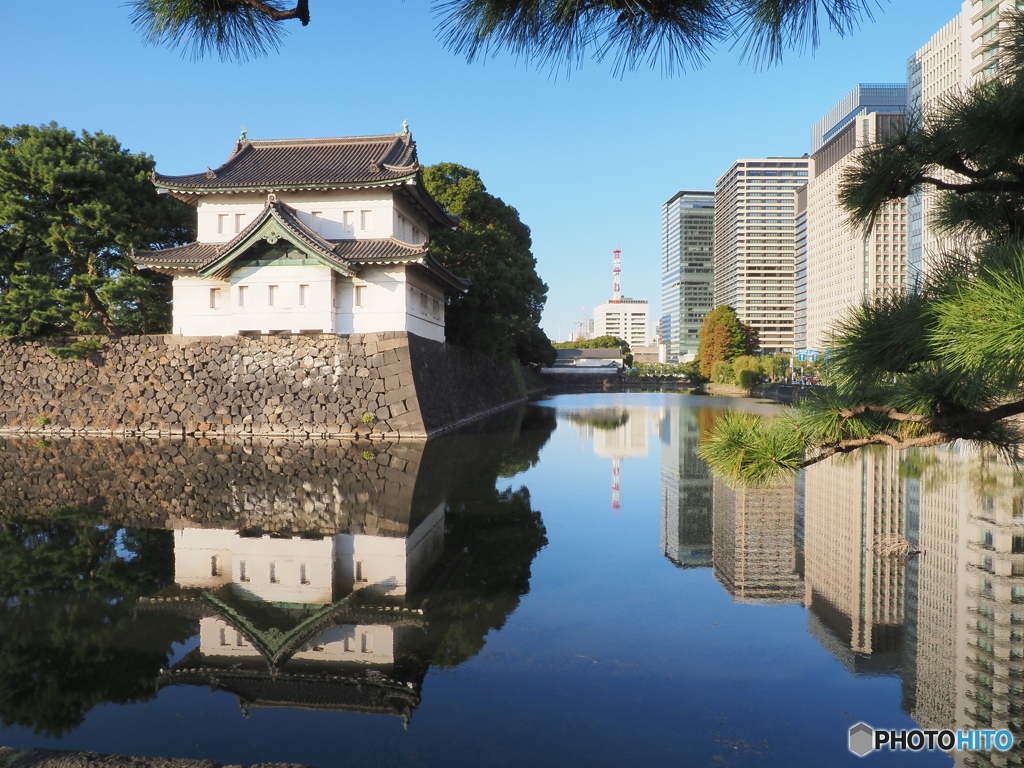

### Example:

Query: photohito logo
xmin=848 ymin=723 xmax=1016 ymax=757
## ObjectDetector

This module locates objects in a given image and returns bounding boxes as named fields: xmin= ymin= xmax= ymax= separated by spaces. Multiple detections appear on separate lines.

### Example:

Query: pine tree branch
xmin=920 ymin=176 xmax=1024 ymax=194
xmin=237 ymin=0 xmax=309 ymax=25
xmin=803 ymin=398 xmax=1024 ymax=469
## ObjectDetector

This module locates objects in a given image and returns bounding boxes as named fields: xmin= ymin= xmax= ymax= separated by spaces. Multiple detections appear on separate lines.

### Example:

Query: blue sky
xmin=6 ymin=1 xmax=963 ymax=342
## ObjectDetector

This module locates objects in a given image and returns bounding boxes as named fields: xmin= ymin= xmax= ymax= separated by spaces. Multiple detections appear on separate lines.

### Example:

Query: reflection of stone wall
xmin=0 ymin=331 xmax=529 ymax=439
xmin=0 ymin=437 xmax=429 ymax=535
xmin=0 ymin=404 xmax=547 ymax=535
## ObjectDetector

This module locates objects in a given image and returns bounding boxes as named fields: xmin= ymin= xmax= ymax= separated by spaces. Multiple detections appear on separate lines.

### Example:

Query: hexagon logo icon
xmin=849 ymin=722 xmax=874 ymax=757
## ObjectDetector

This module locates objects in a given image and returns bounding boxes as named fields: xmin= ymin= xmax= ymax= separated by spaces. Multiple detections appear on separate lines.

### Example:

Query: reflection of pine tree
xmin=0 ymin=517 xmax=192 ymax=736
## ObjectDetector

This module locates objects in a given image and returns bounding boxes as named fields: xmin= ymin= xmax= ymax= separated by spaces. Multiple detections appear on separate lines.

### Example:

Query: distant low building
xmin=550 ymin=348 xmax=624 ymax=371
xmin=631 ymin=346 xmax=660 ymax=365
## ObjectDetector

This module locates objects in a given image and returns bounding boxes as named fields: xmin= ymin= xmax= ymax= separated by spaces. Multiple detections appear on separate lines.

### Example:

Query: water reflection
xmin=571 ymin=400 xmax=1024 ymax=765
xmin=0 ymin=405 xmax=556 ymax=732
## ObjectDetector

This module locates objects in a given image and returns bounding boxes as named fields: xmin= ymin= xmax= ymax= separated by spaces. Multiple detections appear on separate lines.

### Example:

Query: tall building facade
xmin=805 ymin=85 xmax=908 ymax=351
xmin=660 ymin=191 xmax=715 ymax=363
xmin=713 ymin=159 xmax=809 ymax=354
xmin=594 ymin=298 xmax=649 ymax=347
xmin=793 ymin=185 xmax=809 ymax=351
xmin=907 ymin=0 xmax=1020 ymax=280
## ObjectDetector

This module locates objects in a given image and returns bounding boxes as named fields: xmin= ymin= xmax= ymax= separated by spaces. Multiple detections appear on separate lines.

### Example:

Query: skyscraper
xmin=906 ymin=0 xmax=1018 ymax=281
xmin=660 ymin=191 xmax=715 ymax=363
xmin=805 ymin=85 xmax=908 ymax=351
xmin=713 ymin=158 xmax=809 ymax=354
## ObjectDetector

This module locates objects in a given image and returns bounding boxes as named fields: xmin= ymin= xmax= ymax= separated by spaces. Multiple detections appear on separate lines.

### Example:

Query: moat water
xmin=0 ymin=392 xmax=1015 ymax=766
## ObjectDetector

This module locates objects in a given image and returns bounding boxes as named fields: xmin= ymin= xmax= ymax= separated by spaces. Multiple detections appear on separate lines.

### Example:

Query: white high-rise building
xmin=805 ymin=85 xmax=908 ymax=351
xmin=713 ymin=158 xmax=810 ymax=354
xmin=594 ymin=299 xmax=649 ymax=348
xmin=907 ymin=0 xmax=1020 ymax=280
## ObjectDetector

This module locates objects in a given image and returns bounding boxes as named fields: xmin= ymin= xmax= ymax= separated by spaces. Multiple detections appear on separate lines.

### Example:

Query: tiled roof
xmin=556 ymin=349 xmax=625 ymax=359
xmin=154 ymin=134 xmax=419 ymax=191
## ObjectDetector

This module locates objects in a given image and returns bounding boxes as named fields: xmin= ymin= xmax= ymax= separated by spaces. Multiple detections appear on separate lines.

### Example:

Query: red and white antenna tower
xmin=612 ymin=248 xmax=622 ymax=303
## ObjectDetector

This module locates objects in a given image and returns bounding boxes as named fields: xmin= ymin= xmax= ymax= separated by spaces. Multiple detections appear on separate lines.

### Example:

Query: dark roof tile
xmin=154 ymin=134 xmax=418 ymax=191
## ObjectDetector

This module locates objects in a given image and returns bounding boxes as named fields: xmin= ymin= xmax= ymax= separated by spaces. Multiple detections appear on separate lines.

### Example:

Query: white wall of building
xmin=173 ymin=263 xmax=446 ymax=342
xmin=196 ymin=190 xmax=429 ymax=245
xmin=594 ymin=300 xmax=649 ymax=347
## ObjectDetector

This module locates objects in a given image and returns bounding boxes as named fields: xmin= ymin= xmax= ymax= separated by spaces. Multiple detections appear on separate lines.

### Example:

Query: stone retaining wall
xmin=0 ymin=332 xmax=529 ymax=439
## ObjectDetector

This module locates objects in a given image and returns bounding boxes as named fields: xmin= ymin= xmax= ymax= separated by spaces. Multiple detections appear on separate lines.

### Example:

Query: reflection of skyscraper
xmin=712 ymin=478 xmax=802 ymax=603
xmin=803 ymin=451 xmax=905 ymax=671
xmin=660 ymin=407 xmax=713 ymax=568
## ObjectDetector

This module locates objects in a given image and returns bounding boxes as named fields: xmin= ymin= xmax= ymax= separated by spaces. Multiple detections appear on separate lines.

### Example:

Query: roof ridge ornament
xmin=267 ymin=193 xmax=277 ymax=202
xmin=239 ymin=126 xmax=249 ymax=143
xmin=397 ymin=119 xmax=409 ymax=136
xmin=205 ymin=167 xmax=216 ymax=179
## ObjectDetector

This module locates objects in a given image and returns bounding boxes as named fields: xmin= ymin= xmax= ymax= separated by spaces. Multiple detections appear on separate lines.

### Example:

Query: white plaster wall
xmin=171 ymin=275 xmax=240 ymax=336
xmin=174 ymin=528 xmax=237 ymax=589
xmin=335 ymin=533 xmax=410 ymax=597
xmin=228 ymin=535 xmax=335 ymax=604
xmin=196 ymin=190 xmax=397 ymax=243
xmin=230 ymin=262 xmax=334 ymax=333
xmin=197 ymin=617 xmax=396 ymax=666
xmin=172 ymin=264 xmax=335 ymax=335
xmin=336 ymin=266 xmax=444 ymax=342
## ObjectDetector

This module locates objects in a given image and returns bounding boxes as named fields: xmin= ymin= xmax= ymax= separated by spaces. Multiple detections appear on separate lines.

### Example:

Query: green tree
xmin=701 ymin=15 xmax=1024 ymax=485
xmin=695 ymin=305 xmax=757 ymax=379
xmin=0 ymin=124 xmax=194 ymax=337
xmin=129 ymin=0 xmax=880 ymax=70
xmin=421 ymin=162 xmax=553 ymax=366
xmin=710 ymin=359 xmax=733 ymax=384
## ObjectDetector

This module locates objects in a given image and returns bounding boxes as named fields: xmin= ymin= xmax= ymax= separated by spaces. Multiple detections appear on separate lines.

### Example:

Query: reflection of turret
xmin=149 ymin=505 xmax=446 ymax=721
xmin=660 ymin=407 xmax=713 ymax=568
xmin=803 ymin=451 xmax=905 ymax=671
xmin=712 ymin=478 xmax=802 ymax=603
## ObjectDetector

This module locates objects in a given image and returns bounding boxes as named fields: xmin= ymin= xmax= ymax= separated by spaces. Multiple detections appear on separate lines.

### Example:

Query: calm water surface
xmin=0 ymin=392 xmax=1012 ymax=766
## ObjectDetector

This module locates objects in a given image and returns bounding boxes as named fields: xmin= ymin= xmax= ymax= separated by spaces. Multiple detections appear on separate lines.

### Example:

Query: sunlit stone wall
xmin=0 ymin=331 xmax=529 ymax=439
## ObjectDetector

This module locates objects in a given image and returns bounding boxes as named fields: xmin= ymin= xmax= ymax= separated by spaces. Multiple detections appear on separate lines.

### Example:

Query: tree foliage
xmin=422 ymin=162 xmax=553 ymax=366
xmin=701 ymin=18 xmax=1024 ymax=485
xmin=0 ymin=516 xmax=192 ymax=736
xmin=695 ymin=305 xmax=758 ymax=378
xmin=129 ymin=0 xmax=881 ymax=71
xmin=0 ymin=124 xmax=194 ymax=337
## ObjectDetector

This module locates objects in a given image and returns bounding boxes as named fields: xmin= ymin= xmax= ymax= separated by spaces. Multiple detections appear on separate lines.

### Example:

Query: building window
xmin=344 ymin=634 xmax=355 ymax=652
xmin=219 ymin=628 xmax=229 ymax=646
xmin=355 ymin=285 xmax=365 ymax=307
xmin=268 ymin=285 xmax=278 ymax=307
xmin=238 ymin=285 xmax=247 ymax=307
xmin=343 ymin=210 xmax=354 ymax=229
xmin=361 ymin=631 xmax=373 ymax=654
xmin=299 ymin=284 xmax=308 ymax=306
xmin=269 ymin=562 xmax=278 ymax=584
xmin=209 ymin=288 xmax=220 ymax=309
xmin=355 ymin=560 xmax=366 ymax=582
xmin=360 ymin=210 xmax=372 ymax=231
xmin=310 ymin=211 xmax=322 ymax=232
xmin=211 ymin=556 xmax=220 ymax=577
xmin=300 ymin=563 xmax=309 ymax=585
xmin=217 ymin=213 xmax=229 ymax=235
xmin=234 ymin=213 xmax=245 ymax=233
xmin=239 ymin=560 xmax=249 ymax=582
